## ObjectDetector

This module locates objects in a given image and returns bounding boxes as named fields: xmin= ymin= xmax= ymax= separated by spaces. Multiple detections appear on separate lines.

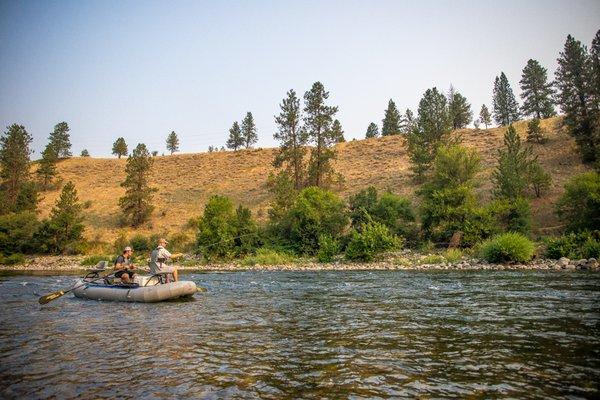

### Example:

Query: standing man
xmin=149 ymin=238 xmax=182 ymax=282
xmin=114 ymin=246 xmax=136 ymax=283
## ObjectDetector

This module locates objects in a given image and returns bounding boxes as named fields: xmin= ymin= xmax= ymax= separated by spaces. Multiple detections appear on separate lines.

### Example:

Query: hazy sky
xmin=1 ymin=0 xmax=599 ymax=157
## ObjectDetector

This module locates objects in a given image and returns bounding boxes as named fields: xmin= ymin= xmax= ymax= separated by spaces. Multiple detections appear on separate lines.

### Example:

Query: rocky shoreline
xmin=0 ymin=254 xmax=598 ymax=273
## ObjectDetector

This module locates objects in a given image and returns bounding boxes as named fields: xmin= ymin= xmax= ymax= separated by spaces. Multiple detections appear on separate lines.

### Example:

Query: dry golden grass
xmin=37 ymin=116 xmax=590 ymax=242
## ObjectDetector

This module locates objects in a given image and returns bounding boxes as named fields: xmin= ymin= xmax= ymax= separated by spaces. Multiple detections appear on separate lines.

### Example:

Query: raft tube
xmin=72 ymin=278 xmax=197 ymax=302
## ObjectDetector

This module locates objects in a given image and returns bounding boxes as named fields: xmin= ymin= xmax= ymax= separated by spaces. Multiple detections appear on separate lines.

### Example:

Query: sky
xmin=0 ymin=0 xmax=599 ymax=158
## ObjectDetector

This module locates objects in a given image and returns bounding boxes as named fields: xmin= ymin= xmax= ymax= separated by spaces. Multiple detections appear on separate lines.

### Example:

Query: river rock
xmin=557 ymin=257 xmax=570 ymax=268
xmin=582 ymin=258 xmax=599 ymax=270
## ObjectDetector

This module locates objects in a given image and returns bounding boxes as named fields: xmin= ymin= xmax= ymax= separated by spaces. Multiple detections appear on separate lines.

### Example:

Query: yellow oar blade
xmin=38 ymin=290 xmax=65 ymax=305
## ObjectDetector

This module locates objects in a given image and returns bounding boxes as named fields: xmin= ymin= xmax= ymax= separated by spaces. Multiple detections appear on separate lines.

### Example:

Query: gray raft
xmin=72 ymin=278 xmax=197 ymax=302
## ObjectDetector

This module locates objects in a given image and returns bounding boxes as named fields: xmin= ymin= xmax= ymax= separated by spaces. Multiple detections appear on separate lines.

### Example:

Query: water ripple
xmin=0 ymin=270 xmax=598 ymax=399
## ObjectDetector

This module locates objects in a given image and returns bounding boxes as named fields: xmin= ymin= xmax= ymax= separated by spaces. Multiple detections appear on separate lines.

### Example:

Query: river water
xmin=0 ymin=270 xmax=598 ymax=399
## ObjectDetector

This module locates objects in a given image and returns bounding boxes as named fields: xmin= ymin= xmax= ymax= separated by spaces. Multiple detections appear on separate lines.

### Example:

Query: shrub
xmin=129 ymin=234 xmax=151 ymax=252
xmin=479 ymin=232 xmax=535 ymax=263
xmin=421 ymin=186 xmax=496 ymax=247
xmin=349 ymin=187 xmax=417 ymax=245
xmin=443 ymin=248 xmax=463 ymax=263
xmin=164 ymin=232 xmax=195 ymax=253
xmin=80 ymin=255 xmax=112 ymax=266
xmin=419 ymin=254 xmax=445 ymax=264
xmin=419 ymin=145 xmax=492 ymax=247
xmin=317 ymin=234 xmax=339 ymax=263
xmin=555 ymin=172 xmax=600 ymax=232
xmin=196 ymin=195 xmax=260 ymax=260
xmin=348 ymin=186 xmax=378 ymax=229
xmin=0 ymin=211 xmax=41 ymax=255
xmin=345 ymin=222 xmax=402 ymax=262
xmin=545 ymin=231 xmax=600 ymax=259
xmin=286 ymin=187 xmax=348 ymax=255
xmin=242 ymin=248 xmax=293 ymax=266
xmin=487 ymin=197 xmax=532 ymax=235
xmin=1 ymin=253 xmax=26 ymax=265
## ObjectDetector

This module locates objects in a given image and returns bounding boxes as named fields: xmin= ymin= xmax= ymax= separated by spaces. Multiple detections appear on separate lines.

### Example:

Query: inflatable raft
xmin=72 ymin=278 xmax=197 ymax=303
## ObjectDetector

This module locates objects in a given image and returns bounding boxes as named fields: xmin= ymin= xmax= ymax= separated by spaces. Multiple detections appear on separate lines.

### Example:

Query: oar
xmin=38 ymin=270 xmax=117 ymax=305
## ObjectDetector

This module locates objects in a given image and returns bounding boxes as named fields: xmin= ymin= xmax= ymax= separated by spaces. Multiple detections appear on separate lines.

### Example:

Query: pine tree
xmin=586 ymin=30 xmax=600 ymax=163
xmin=37 ymin=143 xmax=58 ymax=189
xmin=273 ymin=89 xmax=307 ymax=190
xmin=406 ymin=87 xmax=452 ymax=181
xmin=519 ymin=59 xmax=556 ymax=119
xmin=527 ymin=162 xmax=551 ymax=198
xmin=304 ymin=82 xmax=339 ymax=187
xmin=226 ymin=121 xmax=244 ymax=151
xmin=447 ymin=85 xmax=473 ymax=129
xmin=37 ymin=182 xmax=85 ymax=253
xmin=400 ymin=109 xmax=415 ymax=134
xmin=365 ymin=122 xmax=379 ymax=138
xmin=166 ymin=131 xmax=179 ymax=154
xmin=80 ymin=149 xmax=90 ymax=157
xmin=331 ymin=119 xmax=345 ymax=143
xmin=555 ymin=34 xmax=596 ymax=163
xmin=48 ymin=122 xmax=72 ymax=158
xmin=492 ymin=72 xmax=520 ymax=126
xmin=479 ymin=104 xmax=492 ymax=129
xmin=119 ymin=143 xmax=157 ymax=226
xmin=526 ymin=118 xmax=546 ymax=143
xmin=493 ymin=125 xmax=535 ymax=199
xmin=112 ymin=137 xmax=128 ymax=158
xmin=241 ymin=112 xmax=258 ymax=149
xmin=589 ymin=30 xmax=600 ymax=113
xmin=382 ymin=99 xmax=401 ymax=136
xmin=0 ymin=124 xmax=37 ymax=213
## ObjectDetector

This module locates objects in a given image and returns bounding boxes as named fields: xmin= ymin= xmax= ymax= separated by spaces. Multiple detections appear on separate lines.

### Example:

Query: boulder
xmin=557 ymin=257 xmax=570 ymax=268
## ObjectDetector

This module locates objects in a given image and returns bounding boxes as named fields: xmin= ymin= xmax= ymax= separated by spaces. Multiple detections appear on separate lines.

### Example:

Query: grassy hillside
xmin=37 ymin=117 xmax=590 ymax=243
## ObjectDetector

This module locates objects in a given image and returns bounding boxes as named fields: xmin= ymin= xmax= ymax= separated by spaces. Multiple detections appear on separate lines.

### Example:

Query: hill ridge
xmin=37 ymin=117 xmax=590 ymax=242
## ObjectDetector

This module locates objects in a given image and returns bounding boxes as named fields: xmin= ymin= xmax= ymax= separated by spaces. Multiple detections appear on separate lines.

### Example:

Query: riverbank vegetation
xmin=1 ymin=30 xmax=599 ymax=267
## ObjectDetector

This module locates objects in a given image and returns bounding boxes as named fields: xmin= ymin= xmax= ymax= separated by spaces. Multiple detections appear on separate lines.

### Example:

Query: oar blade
xmin=38 ymin=290 xmax=65 ymax=305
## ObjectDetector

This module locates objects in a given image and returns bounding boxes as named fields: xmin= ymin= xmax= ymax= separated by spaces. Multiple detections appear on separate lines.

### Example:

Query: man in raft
xmin=114 ymin=246 xmax=137 ymax=284
xmin=149 ymin=238 xmax=182 ymax=282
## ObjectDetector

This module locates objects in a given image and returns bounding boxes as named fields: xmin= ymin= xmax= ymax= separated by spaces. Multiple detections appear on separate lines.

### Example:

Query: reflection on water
xmin=0 ymin=271 xmax=599 ymax=399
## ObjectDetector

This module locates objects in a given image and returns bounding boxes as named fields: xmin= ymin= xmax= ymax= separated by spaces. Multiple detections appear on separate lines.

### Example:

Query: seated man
xmin=149 ymin=238 xmax=182 ymax=282
xmin=114 ymin=246 xmax=137 ymax=284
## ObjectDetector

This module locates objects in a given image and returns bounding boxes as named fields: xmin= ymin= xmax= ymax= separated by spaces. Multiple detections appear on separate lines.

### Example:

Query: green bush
xmin=487 ymin=197 xmax=532 ymax=235
xmin=443 ymin=248 xmax=463 ymax=263
xmin=241 ymin=248 xmax=293 ymax=266
xmin=0 ymin=211 xmax=41 ymax=255
xmin=129 ymin=234 xmax=151 ymax=252
xmin=287 ymin=187 xmax=348 ymax=255
xmin=349 ymin=187 xmax=417 ymax=244
xmin=196 ymin=195 xmax=259 ymax=260
xmin=555 ymin=172 xmax=600 ymax=232
xmin=545 ymin=231 xmax=600 ymax=259
xmin=0 ymin=253 xmax=26 ymax=265
xmin=317 ymin=234 xmax=339 ymax=263
xmin=419 ymin=254 xmax=445 ymax=264
xmin=80 ymin=255 xmax=112 ymax=266
xmin=345 ymin=221 xmax=402 ymax=262
xmin=421 ymin=186 xmax=496 ymax=247
xmin=479 ymin=232 xmax=535 ymax=263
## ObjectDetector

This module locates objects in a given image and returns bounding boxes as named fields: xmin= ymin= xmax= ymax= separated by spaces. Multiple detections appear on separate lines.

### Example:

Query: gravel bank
xmin=1 ymin=255 xmax=598 ymax=273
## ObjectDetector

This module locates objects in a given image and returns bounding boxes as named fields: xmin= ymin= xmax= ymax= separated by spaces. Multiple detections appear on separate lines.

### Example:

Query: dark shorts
xmin=115 ymin=269 xmax=136 ymax=279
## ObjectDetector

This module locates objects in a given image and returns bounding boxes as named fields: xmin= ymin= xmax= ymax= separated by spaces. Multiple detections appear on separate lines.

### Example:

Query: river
xmin=0 ymin=270 xmax=598 ymax=399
